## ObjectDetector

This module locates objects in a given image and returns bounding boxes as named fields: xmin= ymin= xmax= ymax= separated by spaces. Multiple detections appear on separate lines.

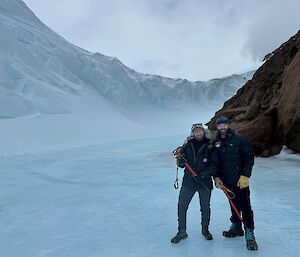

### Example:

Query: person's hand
xmin=237 ymin=175 xmax=249 ymax=189
xmin=214 ymin=177 xmax=223 ymax=189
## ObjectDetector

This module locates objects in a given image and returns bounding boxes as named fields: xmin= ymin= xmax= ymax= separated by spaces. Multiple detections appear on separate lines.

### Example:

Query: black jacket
xmin=214 ymin=128 xmax=254 ymax=185
xmin=177 ymin=138 xmax=218 ymax=190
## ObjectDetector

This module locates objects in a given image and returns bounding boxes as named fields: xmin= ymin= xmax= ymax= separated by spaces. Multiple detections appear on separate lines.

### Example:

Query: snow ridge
xmin=0 ymin=0 xmax=254 ymax=119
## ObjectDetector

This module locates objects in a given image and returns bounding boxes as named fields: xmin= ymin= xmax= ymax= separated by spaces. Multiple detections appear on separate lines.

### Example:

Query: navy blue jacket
xmin=214 ymin=128 xmax=254 ymax=185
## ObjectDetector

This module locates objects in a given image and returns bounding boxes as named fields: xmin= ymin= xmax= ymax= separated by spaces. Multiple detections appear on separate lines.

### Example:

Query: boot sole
xmin=247 ymin=241 xmax=258 ymax=251
xmin=202 ymin=233 xmax=213 ymax=240
xmin=247 ymin=244 xmax=258 ymax=251
xmin=223 ymin=231 xmax=244 ymax=237
xmin=171 ymin=235 xmax=188 ymax=244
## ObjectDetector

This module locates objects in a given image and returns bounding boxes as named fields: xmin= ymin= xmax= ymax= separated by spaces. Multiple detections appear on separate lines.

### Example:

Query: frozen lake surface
xmin=1 ymin=135 xmax=300 ymax=257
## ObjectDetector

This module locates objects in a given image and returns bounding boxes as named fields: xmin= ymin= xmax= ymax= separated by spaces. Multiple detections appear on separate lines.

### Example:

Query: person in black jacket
xmin=213 ymin=116 xmax=258 ymax=251
xmin=171 ymin=123 xmax=218 ymax=243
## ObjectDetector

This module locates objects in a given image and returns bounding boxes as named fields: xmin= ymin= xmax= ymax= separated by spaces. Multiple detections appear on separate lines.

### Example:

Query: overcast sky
xmin=23 ymin=0 xmax=300 ymax=81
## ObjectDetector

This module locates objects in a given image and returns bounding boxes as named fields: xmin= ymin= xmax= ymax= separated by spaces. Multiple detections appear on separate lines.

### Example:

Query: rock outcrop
xmin=207 ymin=30 xmax=300 ymax=156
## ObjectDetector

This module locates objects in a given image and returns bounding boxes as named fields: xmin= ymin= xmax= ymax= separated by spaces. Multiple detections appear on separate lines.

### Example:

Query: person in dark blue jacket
xmin=171 ymin=123 xmax=218 ymax=243
xmin=213 ymin=116 xmax=258 ymax=251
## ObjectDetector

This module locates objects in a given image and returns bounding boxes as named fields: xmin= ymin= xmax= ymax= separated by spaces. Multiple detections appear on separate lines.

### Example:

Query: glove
xmin=214 ymin=177 xmax=223 ymax=189
xmin=237 ymin=175 xmax=249 ymax=189
xmin=176 ymin=157 xmax=185 ymax=168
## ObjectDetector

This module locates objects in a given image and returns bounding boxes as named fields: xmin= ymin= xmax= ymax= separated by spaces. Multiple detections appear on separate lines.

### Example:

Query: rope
xmin=220 ymin=185 xmax=243 ymax=222
xmin=221 ymin=185 xmax=235 ymax=199
xmin=174 ymin=165 xmax=179 ymax=189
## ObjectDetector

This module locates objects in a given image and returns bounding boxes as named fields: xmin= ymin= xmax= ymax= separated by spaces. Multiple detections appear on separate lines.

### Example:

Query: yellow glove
xmin=214 ymin=177 xmax=223 ymax=189
xmin=237 ymin=175 xmax=249 ymax=189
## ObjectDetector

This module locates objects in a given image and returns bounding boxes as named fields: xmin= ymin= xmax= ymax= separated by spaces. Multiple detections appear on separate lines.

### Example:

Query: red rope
xmin=221 ymin=186 xmax=243 ymax=222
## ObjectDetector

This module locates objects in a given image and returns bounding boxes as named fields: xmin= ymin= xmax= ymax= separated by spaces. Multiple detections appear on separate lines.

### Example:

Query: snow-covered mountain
xmin=0 ymin=0 xmax=255 ymax=154
xmin=0 ymin=0 xmax=254 ymax=120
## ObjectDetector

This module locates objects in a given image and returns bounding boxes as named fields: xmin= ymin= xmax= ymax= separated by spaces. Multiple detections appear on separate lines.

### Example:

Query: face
xmin=217 ymin=123 xmax=229 ymax=137
xmin=193 ymin=128 xmax=205 ymax=141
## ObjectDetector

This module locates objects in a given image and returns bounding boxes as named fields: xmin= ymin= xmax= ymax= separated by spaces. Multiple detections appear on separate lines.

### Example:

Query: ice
xmin=0 ymin=136 xmax=299 ymax=257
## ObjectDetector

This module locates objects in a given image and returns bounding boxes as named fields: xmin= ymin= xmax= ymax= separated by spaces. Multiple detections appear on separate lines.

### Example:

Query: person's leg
xmin=239 ymin=187 xmax=258 ymax=250
xmin=239 ymin=187 xmax=254 ymax=230
xmin=229 ymin=185 xmax=242 ymax=224
xmin=198 ymin=188 xmax=212 ymax=228
xmin=223 ymin=184 xmax=244 ymax=237
xmin=177 ymin=185 xmax=196 ymax=232
xmin=198 ymin=188 xmax=213 ymax=240
xmin=171 ymin=185 xmax=196 ymax=243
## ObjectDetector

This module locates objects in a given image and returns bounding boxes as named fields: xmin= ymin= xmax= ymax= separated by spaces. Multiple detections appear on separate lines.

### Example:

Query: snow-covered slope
xmin=0 ymin=0 xmax=114 ymax=118
xmin=0 ymin=0 xmax=254 ymax=119
xmin=0 ymin=0 xmax=255 ymax=154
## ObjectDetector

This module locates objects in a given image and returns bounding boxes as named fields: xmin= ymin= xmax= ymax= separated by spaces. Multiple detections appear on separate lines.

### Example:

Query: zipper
xmin=191 ymin=142 xmax=197 ymax=164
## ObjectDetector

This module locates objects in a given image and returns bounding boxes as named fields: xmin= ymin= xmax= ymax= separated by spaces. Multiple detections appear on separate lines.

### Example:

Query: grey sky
xmin=23 ymin=0 xmax=300 ymax=80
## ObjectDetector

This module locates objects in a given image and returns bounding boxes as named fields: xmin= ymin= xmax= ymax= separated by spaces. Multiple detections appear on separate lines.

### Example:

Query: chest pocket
xmin=226 ymin=143 xmax=239 ymax=155
xmin=196 ymin=148 xmax=209 ymax=168
xmin=185 ymin=147 xmax=196 ymax=164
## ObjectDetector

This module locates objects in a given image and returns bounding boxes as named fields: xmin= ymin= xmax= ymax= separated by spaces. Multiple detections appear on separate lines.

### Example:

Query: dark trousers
xmin=227 ymin=184 xmax=254 ymax=230
xmin=177 ymin=185 xmax=212 ymax=232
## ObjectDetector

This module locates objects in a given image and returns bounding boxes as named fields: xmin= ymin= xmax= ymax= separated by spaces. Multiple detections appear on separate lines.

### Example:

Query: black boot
xmin=202 ymin=226 xmax=213 ymax=240
xmin=245 ymin=228 xmax=258 ymax=251
xmin=223 ymin=222 xmax=244 ymax=237
xmin=171 ymin=230 xmax=188 ymax=244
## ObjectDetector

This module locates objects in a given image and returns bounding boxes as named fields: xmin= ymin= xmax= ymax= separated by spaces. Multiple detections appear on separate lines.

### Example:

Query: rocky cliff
xmin=207 ymin=30 xmax=300 ymax=156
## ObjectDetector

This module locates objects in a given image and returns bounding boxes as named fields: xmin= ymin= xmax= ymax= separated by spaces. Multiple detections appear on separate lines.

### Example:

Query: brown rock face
xmin=207 ymin=30 xmax=300 ymax=156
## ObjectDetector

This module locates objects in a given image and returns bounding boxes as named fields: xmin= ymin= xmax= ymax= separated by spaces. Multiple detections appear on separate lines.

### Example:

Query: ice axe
xmin=172 ymin=147 xmax=210 ymax=192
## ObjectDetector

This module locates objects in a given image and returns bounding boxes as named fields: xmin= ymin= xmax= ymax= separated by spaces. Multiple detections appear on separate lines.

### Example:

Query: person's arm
xmin=199 ymin=146 xmax=219 ymax=179
xmin=237 ymin=136 xmax=254 ymax=189
xmin=176 ymin=145 xmax=187 ymax=168
xmin=240 ymin=136 xmax=254 ymax=178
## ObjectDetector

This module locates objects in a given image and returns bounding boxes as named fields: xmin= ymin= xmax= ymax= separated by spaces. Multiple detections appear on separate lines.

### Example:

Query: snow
xmin=0 ymin=0 xmax=256 ymax=155
xmin=0 ymin=104 xmax=218 ymax=155
xmin=0 ymin=136 xmax=300 ymax=257
xmin=0 ymin=0 xmax=253 ymax=118
xmin=0 ymin=0 xmax=258 ymax=159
